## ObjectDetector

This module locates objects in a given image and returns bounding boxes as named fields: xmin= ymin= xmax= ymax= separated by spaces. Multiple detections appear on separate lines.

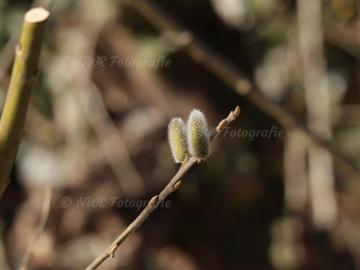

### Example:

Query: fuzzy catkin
xmin=187 ymin=109 xmax=210 ymax=159
xmin=168 ymin=117 xmax=189 ymax=163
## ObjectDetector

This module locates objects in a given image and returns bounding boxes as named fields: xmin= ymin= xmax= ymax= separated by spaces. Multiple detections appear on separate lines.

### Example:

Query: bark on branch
xmin=0 ymin=7 xmax=49 ymax=196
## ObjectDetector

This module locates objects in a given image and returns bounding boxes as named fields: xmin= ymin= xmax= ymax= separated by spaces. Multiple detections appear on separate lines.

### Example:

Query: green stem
xmin=0 ymin=7 xmax=49 ymax=196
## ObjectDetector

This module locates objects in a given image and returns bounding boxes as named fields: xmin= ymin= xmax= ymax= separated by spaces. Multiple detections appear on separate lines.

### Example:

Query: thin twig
xmin=0 ymin=7 xmax=49 ymax=196
xmin=85 ymin=106 xmax=240 ymax=270
xmin=18 ymin=186 xmax=53 ymax=270
xmin=127 ymin=0 xmax=360 ymax=182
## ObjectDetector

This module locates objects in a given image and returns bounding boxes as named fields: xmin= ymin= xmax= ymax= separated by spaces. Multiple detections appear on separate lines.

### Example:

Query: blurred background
xmin=1 ymin=0 xmax=360 ymax=269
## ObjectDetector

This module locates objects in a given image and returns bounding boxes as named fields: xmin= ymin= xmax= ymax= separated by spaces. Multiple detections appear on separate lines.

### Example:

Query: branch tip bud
xmin=234 ymin=106 xmax=241 ymax=117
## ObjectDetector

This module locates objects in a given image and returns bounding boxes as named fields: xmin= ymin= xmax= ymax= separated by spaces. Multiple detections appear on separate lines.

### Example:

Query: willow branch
xmin=19 ymin=186 xmax=53 ymax=270
xmin=0 ymin=7 xmax=49 ymax=196
xmin=128 ymin=0 xmax=360 ymax=182
xmin=85 ymin=106 xmax=240 ymax=270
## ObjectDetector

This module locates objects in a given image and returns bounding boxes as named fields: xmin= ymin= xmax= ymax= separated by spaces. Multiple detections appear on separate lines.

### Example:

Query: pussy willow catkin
xmin=187 ymin=109 xmax=210 ymax=159
xmin=168 ymin=117 xmax=189 ymax=163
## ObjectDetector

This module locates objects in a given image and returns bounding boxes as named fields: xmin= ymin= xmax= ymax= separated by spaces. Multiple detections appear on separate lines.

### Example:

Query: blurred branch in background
xmin=284 ymin=130 xmax=308 ymax=214
xmin=270 ymin=216 xmax=304 ymax=270
xmin=127 ymin=0 xmax=360 ymax=184
xmin=18 ymin=185 xmax=52 ymax=270
xmin=76 ymin=82 xmax=145 ymax=196
xmin=45 ymin=0 xmax=146 ymax=196
xmin=297 ymin=0 xmax=337 ymax=229
xmin=0 ymin=37 xmax=16 ymax=86
xmin=0 ymin=225 xmax=10 ymax=270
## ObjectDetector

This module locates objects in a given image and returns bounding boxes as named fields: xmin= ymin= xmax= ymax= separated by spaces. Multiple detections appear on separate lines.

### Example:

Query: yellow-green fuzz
xmin=187 ymin=109 xmax=209 ymax=159
xmin=168 ymin=117 xmax=188 ymax=163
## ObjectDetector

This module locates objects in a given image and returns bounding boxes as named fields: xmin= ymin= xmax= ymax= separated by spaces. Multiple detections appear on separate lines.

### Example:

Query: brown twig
xmin=84 ymin=106 xmax=240 ymax=270
xmin=127 ymin=0 xmax=360 ymax=182
xmin=18 ymin=186 xmax=53 ymax=270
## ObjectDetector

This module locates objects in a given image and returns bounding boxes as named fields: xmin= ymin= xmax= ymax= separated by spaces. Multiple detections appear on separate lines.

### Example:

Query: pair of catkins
xmin=168 ymin=109 xmax=210 ymax=164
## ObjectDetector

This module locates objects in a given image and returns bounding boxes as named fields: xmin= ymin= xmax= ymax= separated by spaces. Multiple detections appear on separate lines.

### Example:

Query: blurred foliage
xmin=0 ymin=0 xmax=359 ymax=269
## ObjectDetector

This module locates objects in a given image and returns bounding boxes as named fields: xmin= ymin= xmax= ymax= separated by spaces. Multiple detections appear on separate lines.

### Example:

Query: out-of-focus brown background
xmin=1 ymin=0 xmax=360 ymax=269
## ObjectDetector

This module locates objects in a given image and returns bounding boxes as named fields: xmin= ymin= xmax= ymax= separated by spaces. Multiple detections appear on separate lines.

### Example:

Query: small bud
xmin=227 ymin=111 xmax=234 ymax=121
xmin=168 ymin=117 xmax=189 ymax=163
xmin=234 ymin=106 xmax=241 ymax=117
xmin=216 ymin=119 xmax=228 ymax=132
xmin=187 ymin=109 xmax=210 ymax=159
xmin=149 ymin=195 xmax=159 ymax=207
xmin=172 ymin=180 xmax=182 ymax=191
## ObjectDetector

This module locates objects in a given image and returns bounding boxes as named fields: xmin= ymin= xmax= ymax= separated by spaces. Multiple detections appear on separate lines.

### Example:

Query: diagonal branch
xmin=85 ymin=106 xmax=240 ymax=270
xmin=0 ymin=7 xmax=49 ymax=196
xmin=127 ymin=0 xmax=360 ymax=182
